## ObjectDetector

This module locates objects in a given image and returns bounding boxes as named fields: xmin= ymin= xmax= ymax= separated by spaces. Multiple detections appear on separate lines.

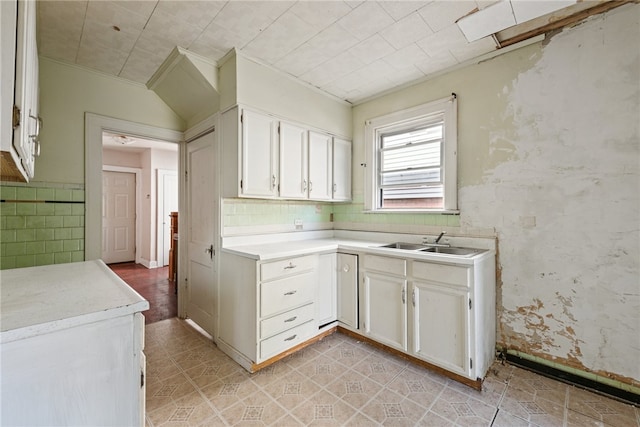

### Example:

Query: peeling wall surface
xmin=352 ymin=4 xmax=639 ymax=385
xmin=460 ymin=6 xmax=639 ymax=382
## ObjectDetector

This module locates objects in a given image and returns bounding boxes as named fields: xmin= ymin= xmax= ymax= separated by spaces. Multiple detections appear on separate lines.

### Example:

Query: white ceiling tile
xmin=143 ymin=9 xmax=203 ymax=47
xmin=337 ymin=1 xmax=395 ymax=41
xmin=380 ymin=11 xmax=434 ymax=50
xmin=290 ymin=1 xmax=352 ymax=32
xmin=382 ymin=44 xmax=430 ymax=71
xmin=37 ymin=29 xmax=81 ymax=63
xmin=242 ymin=10 xmax=318 ymax=64
xmin=155 ymin=0 xmax=225 ymax=30
xmin=449 ymin=35 xmax=497 ymax=62
xmin=213 ymin=1 xmax=290 ymax=39
xmin=36 ymin=1 xmax=86 ymax=61
xmin=378 ymin=1 xmax=433 ymax=21
xmin=111 ymin=1 xmax=157 ymax=19
xmin=457 ymin=0 xmax=515 ymax=42
xmin=80 ymin=20 xmax=141 ymax=53
xmin=416 ymin=24 xmax=468 ymax=57
xmin=84 ymin=1 xmax=149 ymax=32
xmin=418 ymin=1 xmax=477 ymax=32
xmin=274 ymin=24 xmax=360 ymax=76
xmin=476 ymin=0 xmax=502 ymax=11
xmin=190 ymin=21 xmax=255 ymax=54
xmin=357 ymin=59 xmax=397 ymax=82
xmin=301 ymin=51 xmax=365 ymax=87
xmin=415 ymin=50 xmax=459 ymax=75
xmin=119 ymin=47 xmax=167 ymax=83
xmin=134 ymin=30 xmax=180 ymax=61
xmin=511 ymin=1 xmax=576 ymax=24
xmin=76 ymin=42 xmax=129 ymax=76
xmin=347 ymin=34 xmax=396 ymax=65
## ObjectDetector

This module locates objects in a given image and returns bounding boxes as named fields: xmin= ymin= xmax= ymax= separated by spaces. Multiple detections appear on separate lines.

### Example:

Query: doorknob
xmin=205 ymin=245 xmax=214 ymax=259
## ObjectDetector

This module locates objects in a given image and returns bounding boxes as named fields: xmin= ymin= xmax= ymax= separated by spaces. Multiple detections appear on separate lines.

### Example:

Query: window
xmin=364 ymin=95 xmax=458 ymax=212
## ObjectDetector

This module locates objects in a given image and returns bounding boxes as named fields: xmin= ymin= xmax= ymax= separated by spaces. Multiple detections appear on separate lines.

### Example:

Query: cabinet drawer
xmin=261 ymin=255 xmax=316 ymax=282
xmin=413 ymin=262 xmax=470 ymax=287
xmin=260 ymin=320 xmax=316 ymax=361
xmin=260 ymin=271 xmax=316 ymax=317
xmin=363 ymin=255 xmax=406 ymax=276
xmin=260 ymin=303 xmax=315 ymax=339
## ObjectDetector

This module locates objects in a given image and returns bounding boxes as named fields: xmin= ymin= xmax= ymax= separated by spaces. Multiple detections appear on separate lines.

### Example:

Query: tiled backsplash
xmin=0 ymin=183 xmax=85 ymax=270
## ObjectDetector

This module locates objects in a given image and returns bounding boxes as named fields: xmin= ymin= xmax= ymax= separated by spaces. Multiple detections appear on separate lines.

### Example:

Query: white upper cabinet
xmin=308 ymin=131 xmax=333 ymax=201
xmin=240 ymin=109 xmax=279 ymax=198
xmin=1 ymin=0 xmax=40 ymax=182
xmin=222 ymin=105 xmax=351 ymax=202
xmin=279 ymin=122 xmax=308 ymax=199
xmin=332 ymin=138 xmax=352 ymax=201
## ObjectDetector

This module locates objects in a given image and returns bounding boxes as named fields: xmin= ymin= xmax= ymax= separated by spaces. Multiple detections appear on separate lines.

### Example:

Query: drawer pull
xmin=284 ymin=316 xmax=297 ymax=323
xmin=284 ymin=290 xmax=297 ymax=296
xmin=284 ymin=263 xmax=297 ymax=270
xmin=284 ymin=334 xmax=297 ymax=342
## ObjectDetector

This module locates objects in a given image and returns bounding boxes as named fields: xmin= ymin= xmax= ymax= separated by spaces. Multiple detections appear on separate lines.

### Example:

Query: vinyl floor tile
xmin=144 ymin=321 xmax=639 ymax=426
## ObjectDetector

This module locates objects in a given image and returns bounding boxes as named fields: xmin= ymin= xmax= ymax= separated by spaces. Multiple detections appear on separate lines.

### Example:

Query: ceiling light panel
xmin=457 ymin=0 xmax=516 ymax=42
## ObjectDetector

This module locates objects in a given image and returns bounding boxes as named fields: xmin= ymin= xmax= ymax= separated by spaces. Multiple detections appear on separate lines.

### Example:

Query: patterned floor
xmin=144 ymin=318 xmax=639 ymax=426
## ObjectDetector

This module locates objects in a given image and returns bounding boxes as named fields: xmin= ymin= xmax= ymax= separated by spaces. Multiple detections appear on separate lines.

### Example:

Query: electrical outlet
xmin=294 ymin=219 xmax=303 ymax=230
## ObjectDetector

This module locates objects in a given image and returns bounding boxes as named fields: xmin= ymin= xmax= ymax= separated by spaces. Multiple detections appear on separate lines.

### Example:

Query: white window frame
xmin=364 ymin=95 xmax=458 ymax=213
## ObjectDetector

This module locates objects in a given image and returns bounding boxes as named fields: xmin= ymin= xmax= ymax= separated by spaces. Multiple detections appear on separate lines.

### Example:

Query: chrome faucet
xmin=422 ymin=231 xmax=449 ymax=247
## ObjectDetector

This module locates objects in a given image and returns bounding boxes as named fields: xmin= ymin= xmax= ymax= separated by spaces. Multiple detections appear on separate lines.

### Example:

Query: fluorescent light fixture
xmin=457 ymin=0 xmax=577 ymax=42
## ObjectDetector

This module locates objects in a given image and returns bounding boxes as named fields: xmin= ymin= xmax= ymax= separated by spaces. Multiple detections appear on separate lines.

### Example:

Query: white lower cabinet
xmin=336 ymin=253 xmax=358 ymax=329
xmin=361 ymin=255 xmax=408 ymax=352
xmin=317 ymin=253 xmax=337 ymax=326
xmin=219 ymin=252 xmax=320 ymax=369
xmin=359 ymin=253 xmax=495 ymax=383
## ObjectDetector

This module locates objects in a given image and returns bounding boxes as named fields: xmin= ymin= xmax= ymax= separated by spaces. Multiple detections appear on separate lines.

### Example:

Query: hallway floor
xmin=144 ymin=318 xmax=639 ymax=427
xmin=109 ymin=262 xmax=177 ymax=324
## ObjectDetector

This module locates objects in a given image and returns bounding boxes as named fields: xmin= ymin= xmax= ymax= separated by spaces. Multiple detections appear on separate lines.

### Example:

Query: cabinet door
xmin=411 ymin=281 xmax=471 ymax=377
xmin=308 ymin=131 xmax=333 ymax=201
xmin=241 ymin=109 xmax=278 ymax=197
xmin=337 ymin=253 xmax=358 ymax=329
xmin=317 ymin=253 xmax=337 ymax=326
xmin=12 ymin=0 xmax=39 ymax=180
xmin=332 ymin=138 xmax=351 ymax=201
xmin=279 ymin=122 xmax=308 ymax=199
xmin=362 ymin=271 xmax=407 ymax=351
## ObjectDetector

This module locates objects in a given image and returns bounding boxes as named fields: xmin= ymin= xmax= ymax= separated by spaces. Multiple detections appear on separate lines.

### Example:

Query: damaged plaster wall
xmin=352 ymin=3 xmax=639 ymax=385
xmin=460 ymin=5 xmax=639 ymax=383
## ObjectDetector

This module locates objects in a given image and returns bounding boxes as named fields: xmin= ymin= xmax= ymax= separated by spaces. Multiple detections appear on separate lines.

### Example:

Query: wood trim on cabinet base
xmin=1 ymin=151 xmax=27 ymax=182
xmin=337 ymin=326 xmax=483 ymax=391
xmin=250 ymin=326 xmax=338 ymax=372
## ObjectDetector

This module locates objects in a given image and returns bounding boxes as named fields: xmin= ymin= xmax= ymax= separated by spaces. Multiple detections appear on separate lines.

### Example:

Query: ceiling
xmin=37 ymin=1 xmax=619 ymax=105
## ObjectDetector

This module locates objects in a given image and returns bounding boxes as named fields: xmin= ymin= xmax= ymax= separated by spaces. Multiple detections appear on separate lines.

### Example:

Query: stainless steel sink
xmin=377 ymin=242 xmax=485 ymax=257
xmin=419 ymin=246 xmax=483 ymax=256
xmin=379 ymin=242 xmax=426 ymax=250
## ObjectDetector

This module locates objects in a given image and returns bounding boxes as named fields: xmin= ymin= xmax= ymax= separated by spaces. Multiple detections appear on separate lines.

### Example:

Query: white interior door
xmin=102 ymin=171 xmax=136 ymax=264
xmin=187 ymin=131 xmax=217 ymax=337
xmin=157 ymin=170 xmax=178 ymax=266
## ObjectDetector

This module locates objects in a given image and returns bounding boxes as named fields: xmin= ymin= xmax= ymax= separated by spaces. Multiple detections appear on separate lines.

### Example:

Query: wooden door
xmin=186 ymin=131 xmax=217 ymax=337
xmin=102 ymin=171 xmax=136 ymax=264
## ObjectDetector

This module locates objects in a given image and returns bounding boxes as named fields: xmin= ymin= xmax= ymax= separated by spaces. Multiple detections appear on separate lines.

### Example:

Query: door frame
xmin=156 ymin=168 xmax=178 ymax=267
xmin=85 ymin=114 xmax=184 ymax=315
xmin=103 ymin=166 xmax=142 ymax=265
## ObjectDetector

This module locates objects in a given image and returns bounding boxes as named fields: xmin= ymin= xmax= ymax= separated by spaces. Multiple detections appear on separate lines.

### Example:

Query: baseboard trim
xmin=503 ymin=352 xmax=640 ymax=405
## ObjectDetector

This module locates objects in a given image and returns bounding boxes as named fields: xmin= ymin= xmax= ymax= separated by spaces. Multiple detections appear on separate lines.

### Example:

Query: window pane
xmin=381 ymin=141 xmax=441 ymax=172
xmin=382 ymin=123 xmax=443 ymax=148
xmin=380 ymin=169 xmax=441 ymax=186
xmin=381 ymin=185 xmax=443 ymax=209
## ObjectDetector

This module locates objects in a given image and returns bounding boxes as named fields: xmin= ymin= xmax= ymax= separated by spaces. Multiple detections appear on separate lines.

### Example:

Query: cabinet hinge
xmin=240 ymin=179 xmax=243 ymax=190
xmin=12 ymin=105 xmax=21 ymax=129
xmin=240 ymin=112 xmax=243 ymax=123
xmin=470 ymin=358 xmax=473 ymax=369
xmin=469 ymin=298 xmax=472 ymax=310
xmin=278 ymin=125 xmax=280 ymax=135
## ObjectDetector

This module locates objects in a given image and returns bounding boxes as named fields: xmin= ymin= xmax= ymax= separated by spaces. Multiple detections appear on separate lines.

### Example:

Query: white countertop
xmin=222 ymin=234 xmax=493 ymax=265
xmin=0 ymin=260 xmax=149 ymax=343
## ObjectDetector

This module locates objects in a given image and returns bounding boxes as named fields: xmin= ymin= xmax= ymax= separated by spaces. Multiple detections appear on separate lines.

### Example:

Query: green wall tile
xmin=36 ymin=203 xmax=55 ymax=216
xmin=26 ymin=216 xmax=46 ymax=228
xmin=72 ymin=190 xmax=85 ymax=202
xmin=16 ymin=229 xmax=36 ymax=242
xmin=1 ymin=230 xmax=16 ymax=242
xmin=0 ymin=256 xmax=16 ymax=270
xmin=6 ymin=216 xmax=25 ymax=230
xmin=5 ymin=242 xmax=26 ymax=256
xmin=54 ymin=252 xmax=71 ymax=264
xmin=16 ymin=203 xmax=36 ymax=215
xmin=55 ymin=189 xmax=72 ymax=201
xmin=71 ymin=251 xmax=84 ymax=262
xmin=0 ymin=203 xmax=17 ymax=216
xmin=55 ymin=228 xmax=72 ymax=240
xmin=55 ymin=204 xmax=72 ymax=216
xmin=45 ymin=216 xmax=63 ymax=228
xmin=72 ymin=204 xmax=84 ymax=215
xmin=63 ymin=240 xmax=80 ymax=252
xmin=36 ymin=188 xmax=55 ymax=201
xmin=26 ymin=241 xmax=46 ymax=254
xmin=71 ymin=227 xmax=84 ymax=239
xmin=63 ymin=216 xmax=81 ymax=227
xmin=16 ymin=187 xmax=36 ymax=200
xmin=36 ymin=228 xmax=55 ymax=241
xmin=15 ymin=255 xmax=35 ymax=268
xmin=45 ymin=240 xmax=63 ymax=253
xmin=1 ymin=186 xmax=17 ymax=200
xmin=35 ymin=253 xmax=55 ymax=266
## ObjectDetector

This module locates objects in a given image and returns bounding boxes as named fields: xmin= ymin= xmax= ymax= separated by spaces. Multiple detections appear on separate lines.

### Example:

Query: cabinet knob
xmin=342 ymin=264 xmax=350 ymax=273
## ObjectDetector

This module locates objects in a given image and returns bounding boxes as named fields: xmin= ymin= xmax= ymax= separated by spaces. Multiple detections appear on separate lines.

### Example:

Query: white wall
xmin=102 ymin=148 xmax=141 ymax=169
xmin=352 ymin=4 xmax=639 ymax=385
